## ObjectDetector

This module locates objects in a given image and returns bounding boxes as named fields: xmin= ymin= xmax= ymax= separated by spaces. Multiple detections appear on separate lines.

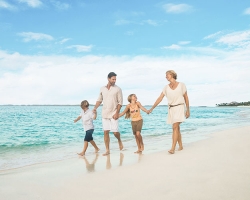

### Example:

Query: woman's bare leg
xmin=177 ymin=126 xmax=183 ymax=150
xmin=169 ymin=122 xmax=181 ymax=154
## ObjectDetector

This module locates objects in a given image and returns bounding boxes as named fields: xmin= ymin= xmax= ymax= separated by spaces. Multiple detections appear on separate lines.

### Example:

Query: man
xmin=93 ymin=72 xmax=123 ymax=156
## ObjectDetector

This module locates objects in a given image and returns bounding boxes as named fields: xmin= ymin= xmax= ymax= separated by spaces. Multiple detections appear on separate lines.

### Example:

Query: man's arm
xmin=93 ymin=101 xmax=101 ymax=112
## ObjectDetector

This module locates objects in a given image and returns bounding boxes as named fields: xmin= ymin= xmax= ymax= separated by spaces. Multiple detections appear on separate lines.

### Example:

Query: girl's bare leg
xmin=136 ymin=131 xmax=144 ymax=152
xmin=89 ymin=140 xmax=100 ymax=153
xmin=78 ymin=141 xmax=88 ymax=156
xmin=169 ymin=122 xmax=181 ymax=154
xmin=134 ymin=134 xmax=140 ymax=153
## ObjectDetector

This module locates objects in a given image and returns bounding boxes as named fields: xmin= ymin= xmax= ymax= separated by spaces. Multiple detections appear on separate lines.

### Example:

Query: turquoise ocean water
xmin=0 ymin=105 xmax=250 ymax=171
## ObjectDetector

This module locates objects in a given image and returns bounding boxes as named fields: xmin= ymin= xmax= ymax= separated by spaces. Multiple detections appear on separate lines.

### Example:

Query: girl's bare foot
xmin=168 ymin=150 xmax=175 ymax=154
xmin=178 ymin=147 xmax=183 ymax=151
xmin=77 ymin=152 xmax=85 ymax=156
xmin=95 ymin=148 xmax=100 ymax=153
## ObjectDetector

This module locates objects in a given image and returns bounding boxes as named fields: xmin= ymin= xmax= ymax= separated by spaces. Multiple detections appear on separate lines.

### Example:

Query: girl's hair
xmin=166 ymin=70 xmax=177 ymax=80
xmin=125 ymin=94 xmax=135 ymax=119
xmin=81 ymin=100 xmax=89 ymax=109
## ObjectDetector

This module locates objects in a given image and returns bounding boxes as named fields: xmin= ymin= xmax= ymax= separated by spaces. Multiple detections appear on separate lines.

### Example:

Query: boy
xmin=74 ymin=100 xmax=100 ymax=156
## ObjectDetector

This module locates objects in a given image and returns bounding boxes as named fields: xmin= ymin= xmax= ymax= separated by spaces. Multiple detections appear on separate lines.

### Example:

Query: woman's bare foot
xmin=178 ymin=147 xmax=183 ymax=151
xmin=168 ymin=150 xmax=175 ymax=154
xmin=103 ymin=151 xmax=110 ymax=156
xmin=95 ymin=148 xmax=100 ymax=153
xmin=77 ymin=152 xmax=85 ymax=156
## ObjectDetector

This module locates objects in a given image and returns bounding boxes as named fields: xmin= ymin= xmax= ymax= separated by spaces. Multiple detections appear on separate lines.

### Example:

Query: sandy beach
xmin=1 ymin=126 xmax=250 ymax=200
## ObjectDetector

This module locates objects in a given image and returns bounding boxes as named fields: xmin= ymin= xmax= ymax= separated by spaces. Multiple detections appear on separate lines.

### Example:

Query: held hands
xmin=112 ymin=112 xmax=119 ymax=120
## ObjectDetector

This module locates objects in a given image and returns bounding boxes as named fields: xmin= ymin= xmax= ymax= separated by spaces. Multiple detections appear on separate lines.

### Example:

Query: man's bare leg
xmin=113 ymin=132 xmax=123 ymax=150
xmin=103 ymin=130 xmax=110 ymax=156
xmin=78 ymin=141 xmax=88 ymax=156
xmin=89 ymin=140 xmax=100 ymax=153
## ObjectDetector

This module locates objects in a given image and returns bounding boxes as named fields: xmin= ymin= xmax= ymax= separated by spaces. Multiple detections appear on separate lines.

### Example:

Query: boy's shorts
xmin=102 ymin=118 xmax=119 ymax=132
xmin=131 ymin=119 xmax=143 ymax=135
xmin=84 ymin=129 xmax=94 ymax=142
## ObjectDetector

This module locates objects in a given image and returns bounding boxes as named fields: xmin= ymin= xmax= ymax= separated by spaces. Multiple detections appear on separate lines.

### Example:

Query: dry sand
xmin=1 ymin=126 xmax=250 ymax=200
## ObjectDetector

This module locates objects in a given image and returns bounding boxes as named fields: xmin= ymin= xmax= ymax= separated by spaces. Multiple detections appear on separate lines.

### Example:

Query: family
xmin=74 ymin=70 xmax=190 ymax=156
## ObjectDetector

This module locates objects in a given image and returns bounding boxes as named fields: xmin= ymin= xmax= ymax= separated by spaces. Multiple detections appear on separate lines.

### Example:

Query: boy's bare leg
xmin=89 ymin=140 xmax=100 ymax=153
xmin=78 ymin=141 xmax=88 ymax=156
xmin=113 ymin=132 xmax=123 ymax=150
xmin=103 ymin=130 xmax=110 ymax=156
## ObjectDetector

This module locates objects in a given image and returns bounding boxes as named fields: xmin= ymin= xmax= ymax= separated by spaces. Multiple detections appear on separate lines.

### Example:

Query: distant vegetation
xmin=216 ymin=101 xmax=250 ymax=106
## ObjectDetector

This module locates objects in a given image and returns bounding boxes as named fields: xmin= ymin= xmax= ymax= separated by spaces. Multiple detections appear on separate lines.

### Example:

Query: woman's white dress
xmin=162 ymin=82 xmax=187 ymax=124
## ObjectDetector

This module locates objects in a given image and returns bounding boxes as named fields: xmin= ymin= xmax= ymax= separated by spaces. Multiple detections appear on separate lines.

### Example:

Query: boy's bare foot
xmin=178 ymin=147 xmax=183 ymax=151
xmin=118 ymin=140 xmax=123 ymax=150
xmin=103 ymin=151 xmax=110 ymax=156
xmin=168 ymin=150 xmax=175 ymax=154
xmin=77 ymin=152 xmax=85 ymax=156
xmin=95 ymin=148 xmax=100 ymax=153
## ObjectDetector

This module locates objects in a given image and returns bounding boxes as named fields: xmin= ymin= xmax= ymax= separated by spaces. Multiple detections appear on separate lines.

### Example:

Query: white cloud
xmin=18 ymin=32 xmax=54 ymax=42
xmin=67 ymin=45 xmax=93 ymax=52
xmin=162 ymin=44 xmax=181 ymax=50
xmin=58 ymin=38 xmax=71 ymax=44
xmin=19 ymin=0 xmax=43 ymax=8
xmin=204 ymin=31 xmax=223 ymax=40
xmin=0 ymin=0 xmax=16 ymax=10
xmin=143 ymin=19 xmax=158 ymax=26
xmin=50 ymin=0 xmax=70 ymax=10
xmin=115 ymin=19 xmax=131 ymax=25
xmin=163 ymin=3 xmax=193 ymax=14
xmin=243 ymin=7 xmax=250 ymax=15
xmin=178 ymin=41 xmax=191 ymax=45
xmin=216 ymin=30 xmax=250 ymax=47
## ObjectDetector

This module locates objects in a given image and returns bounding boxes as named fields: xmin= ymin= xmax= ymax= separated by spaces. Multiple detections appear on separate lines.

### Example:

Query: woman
xmin=149 ymin=70 xmax=190 ymax=154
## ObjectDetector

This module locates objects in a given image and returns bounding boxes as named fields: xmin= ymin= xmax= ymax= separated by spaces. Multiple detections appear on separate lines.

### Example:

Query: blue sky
xmin=0 ymin=0 xmax=250 ymax=106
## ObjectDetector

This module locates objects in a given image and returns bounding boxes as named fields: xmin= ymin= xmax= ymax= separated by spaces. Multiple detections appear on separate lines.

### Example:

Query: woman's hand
xmin=185 ymin=110 xmax=190 ymax=118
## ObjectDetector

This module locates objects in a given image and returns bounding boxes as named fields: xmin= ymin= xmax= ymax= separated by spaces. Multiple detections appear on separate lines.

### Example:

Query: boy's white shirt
xmin=80 ymin=109 xmax=94 ymax=131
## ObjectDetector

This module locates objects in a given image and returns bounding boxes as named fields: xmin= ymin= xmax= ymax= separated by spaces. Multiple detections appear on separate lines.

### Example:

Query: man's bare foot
xmin=168 ymin=150 xmax=175 ymax=154
xmin=77 ymin=152 xmax=85 ymax=156
xmin=134 ymin=150 xmax=142 ymax=154
xmin=118 ymin=140 xmax=123 ymax=150
xmin=103 ymin=151 xmax=110 ymax=156
xmin=95 ymin=148 xmax=100 ymax=153
xmin=178 ymin=147 xmax=183 ymax=151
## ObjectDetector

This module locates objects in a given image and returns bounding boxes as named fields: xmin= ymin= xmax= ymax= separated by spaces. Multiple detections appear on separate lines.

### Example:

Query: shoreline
xmin=1 ymin=125 xmax=250 ymax=199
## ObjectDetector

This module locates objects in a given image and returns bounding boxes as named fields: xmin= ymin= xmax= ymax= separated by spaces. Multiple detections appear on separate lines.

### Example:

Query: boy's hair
xmin=81 ymin=100 xmax=89 ymax=109
xmin=108 ymin=72 xmax=117 ymax=79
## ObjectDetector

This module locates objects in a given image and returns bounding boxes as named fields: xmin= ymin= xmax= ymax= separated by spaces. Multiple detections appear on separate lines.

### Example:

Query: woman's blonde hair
xmin=125 ymin=94 xmax=135 ymax=119
xmin=166 ymin=70 xmax=177 ymax=80
xmin=81 ymin=100 xmax=89 ymax=109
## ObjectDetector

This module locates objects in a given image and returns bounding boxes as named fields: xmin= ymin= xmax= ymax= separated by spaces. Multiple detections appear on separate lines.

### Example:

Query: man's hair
xmin=108 ymin=72 xmax=117 ymax=78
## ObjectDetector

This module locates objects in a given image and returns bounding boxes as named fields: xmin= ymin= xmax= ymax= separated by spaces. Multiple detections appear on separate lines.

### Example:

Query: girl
xmin=119 ymin=94 xmax=149 ymax=153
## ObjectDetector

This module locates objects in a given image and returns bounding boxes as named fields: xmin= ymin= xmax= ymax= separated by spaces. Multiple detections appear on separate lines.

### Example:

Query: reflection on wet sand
xmin=82 ymin=154 xmax=99 ymax=173
xmin=106 ymin=153 xmax=124 ymax=170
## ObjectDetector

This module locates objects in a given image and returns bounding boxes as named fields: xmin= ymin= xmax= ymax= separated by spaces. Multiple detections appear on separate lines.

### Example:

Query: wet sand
xmin=0 ymin=126 xmax=250 ymax=200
